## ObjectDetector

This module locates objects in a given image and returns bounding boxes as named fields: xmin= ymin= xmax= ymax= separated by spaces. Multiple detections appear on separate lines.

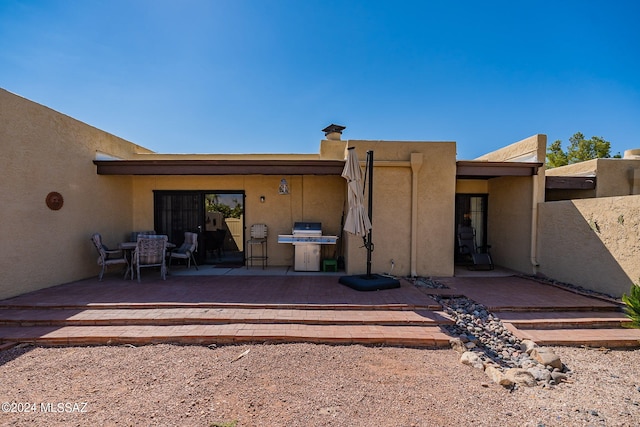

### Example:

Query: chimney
xmin=322 ymin=124 xmax=346 ymax=141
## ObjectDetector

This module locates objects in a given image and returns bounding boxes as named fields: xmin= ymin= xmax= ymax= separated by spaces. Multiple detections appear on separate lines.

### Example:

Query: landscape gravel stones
xmin=413 ymin=277 xmax=571 ymax=388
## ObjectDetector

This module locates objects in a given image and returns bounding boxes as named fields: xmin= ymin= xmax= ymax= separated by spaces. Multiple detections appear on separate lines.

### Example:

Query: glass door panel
xmin=203 ymin=193 xmax=244 ymax=266
xmin=154 ymin=191 xmax=202 ymax=248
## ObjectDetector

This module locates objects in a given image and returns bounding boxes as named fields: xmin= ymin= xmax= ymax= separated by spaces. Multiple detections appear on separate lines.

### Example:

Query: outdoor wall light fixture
xmin=279 ymin=178 xmax=289 ymax=195
xmin=260 ymin=196 xmax=266 ymax=203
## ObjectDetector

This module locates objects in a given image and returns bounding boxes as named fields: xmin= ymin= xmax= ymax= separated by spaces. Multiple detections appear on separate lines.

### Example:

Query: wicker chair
xmin=91 ymin=233 xmax=128 ymax=281
xmin=168 ymin=231 xmax=199 ymax=270
xmin=130 ymin=230 xmax=157 ymax=242
xmin=133 ymin=234 xmax=168 ymax=282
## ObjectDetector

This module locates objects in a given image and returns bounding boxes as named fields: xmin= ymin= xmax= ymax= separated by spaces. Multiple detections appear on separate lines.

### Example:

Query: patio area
xmin=0 ymin=267 xmax=638 ymax=350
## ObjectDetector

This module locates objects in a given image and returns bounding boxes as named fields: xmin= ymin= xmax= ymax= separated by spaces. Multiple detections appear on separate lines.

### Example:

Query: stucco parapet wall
xmin=546 ymin=158 xmax=640 ymax=197
xmin=345 ymin=140 xmax=456 ymax=162
xmin=474 ymin=134 xmax=546 ymax=163
xmin=546 ymin=158 xmax=640 ymax=176
xmin=545 ymin=159 xmax=597 ymax=177
xmin=1 ymin=88 xmax=154 ymax=159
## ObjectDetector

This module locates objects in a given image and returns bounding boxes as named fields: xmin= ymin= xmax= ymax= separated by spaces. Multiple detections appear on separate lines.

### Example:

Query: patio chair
xmin=457 ymin=224 xmax=493 ymax=270
xmin=133 ymin=234 xmax=168 ymax=282
xmin=168 ymin=231 xmax=199 ymax=270
xmin=91 ymin=233 xmax=129 ymax=281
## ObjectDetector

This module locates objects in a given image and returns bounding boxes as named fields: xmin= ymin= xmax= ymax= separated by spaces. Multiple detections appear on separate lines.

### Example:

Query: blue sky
xmin=1 ymin=0 xmax=638 ymax=160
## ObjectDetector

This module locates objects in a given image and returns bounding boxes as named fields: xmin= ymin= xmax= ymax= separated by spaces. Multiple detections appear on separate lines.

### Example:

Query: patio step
xmin=494 ymin=310 xmax=630 ymax=329
xmin=0 ymin=305 xmax=454 ymax=348
xmin=497 ymin=311 xmax=640 ymax=348
xmin=0 ymin=302 xmax=442 ymax=311
xmin=504 ymin=324 xmax=640 ymax=348
xmin=0 ymin=307 xmax=453 ymax=327
xmin=0 ymin=323 xmax=452 ymax=348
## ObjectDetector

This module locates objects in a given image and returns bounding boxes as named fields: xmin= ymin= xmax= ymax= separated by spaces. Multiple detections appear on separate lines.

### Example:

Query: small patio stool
xmin=322 ymin=258 xmax=338 ymax=272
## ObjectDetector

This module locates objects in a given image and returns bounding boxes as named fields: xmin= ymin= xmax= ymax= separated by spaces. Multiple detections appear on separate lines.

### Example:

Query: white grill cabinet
xmin=277 ymin=222 xmax=338 ymax=271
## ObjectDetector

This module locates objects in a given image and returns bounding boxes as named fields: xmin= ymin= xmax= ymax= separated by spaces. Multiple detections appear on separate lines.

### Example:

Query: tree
xmin=205 ymin=195 xmax=243 ymax=219
xmin=546 ymin=140 xmax=569 ymax=168
xmin=545 ymin=132 xmax=618 ymax=167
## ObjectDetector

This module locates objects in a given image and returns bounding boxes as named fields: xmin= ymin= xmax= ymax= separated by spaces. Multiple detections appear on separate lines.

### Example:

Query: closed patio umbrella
xmin=339 ymin=148 xmax=400 ymax=291
xmin=342 ymin=147 xmax=371 ymax=238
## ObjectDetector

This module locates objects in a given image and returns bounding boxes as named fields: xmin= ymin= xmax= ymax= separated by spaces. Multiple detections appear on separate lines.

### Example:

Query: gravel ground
xmin=1 ymin=343 xmax=639 ymax=426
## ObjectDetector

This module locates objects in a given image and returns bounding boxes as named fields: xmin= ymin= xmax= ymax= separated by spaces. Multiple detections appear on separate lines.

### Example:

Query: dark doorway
xmin=153 ymin=191 xmax=245 ymax=266
xmin=454 ymin=194 xmax=488 ymax=263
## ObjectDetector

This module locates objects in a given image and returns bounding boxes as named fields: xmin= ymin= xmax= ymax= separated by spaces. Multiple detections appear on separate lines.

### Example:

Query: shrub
xmin=622 ymin=284 xmax=640 ymax=329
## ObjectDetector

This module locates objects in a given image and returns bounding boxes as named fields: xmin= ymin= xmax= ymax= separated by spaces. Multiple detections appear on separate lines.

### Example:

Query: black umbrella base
xmin=339 ymin=274 xmax=401 ymax=291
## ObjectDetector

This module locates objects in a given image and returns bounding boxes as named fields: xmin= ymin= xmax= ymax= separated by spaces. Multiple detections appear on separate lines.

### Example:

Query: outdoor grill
xmin=277 ymin=222 xmax=338 ymax=271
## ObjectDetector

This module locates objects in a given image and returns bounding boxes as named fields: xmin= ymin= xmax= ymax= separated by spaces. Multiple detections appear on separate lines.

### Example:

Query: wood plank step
xmin=495 ymin=311 xmax=629 ymax=329
xmin=0 ymin=324 xmax=452 ymax=348
xmin=0 ymin=308 xmax=453 ymax=327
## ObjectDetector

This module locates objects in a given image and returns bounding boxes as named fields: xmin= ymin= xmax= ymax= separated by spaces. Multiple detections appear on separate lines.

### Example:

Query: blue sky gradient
xmin=1 ymin=0 xmax=638 ymax=160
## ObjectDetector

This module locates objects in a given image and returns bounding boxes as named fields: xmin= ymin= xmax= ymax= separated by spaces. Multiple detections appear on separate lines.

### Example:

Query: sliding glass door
xmin=153 ymin=191 xmax=245 ymax=266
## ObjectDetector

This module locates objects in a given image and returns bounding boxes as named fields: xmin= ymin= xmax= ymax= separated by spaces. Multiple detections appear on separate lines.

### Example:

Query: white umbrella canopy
xmin=342 ymin=148 xmax=372 ymax=237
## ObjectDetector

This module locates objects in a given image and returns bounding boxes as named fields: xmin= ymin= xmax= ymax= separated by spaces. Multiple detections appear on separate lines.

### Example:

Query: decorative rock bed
xmin=413 ymin=277 xmax=572 ymax=389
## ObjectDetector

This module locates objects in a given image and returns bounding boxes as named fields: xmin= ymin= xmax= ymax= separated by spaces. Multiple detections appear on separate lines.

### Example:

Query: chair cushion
xmin=104 ymin=257 xmax=127 ymax=266
xmin=174 ymin=243 xmax=190 ymax=254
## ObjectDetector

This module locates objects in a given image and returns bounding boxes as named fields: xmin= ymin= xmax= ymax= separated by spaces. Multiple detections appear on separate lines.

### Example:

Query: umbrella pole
xmin=366 ymin=150 xmax=373 ymax=278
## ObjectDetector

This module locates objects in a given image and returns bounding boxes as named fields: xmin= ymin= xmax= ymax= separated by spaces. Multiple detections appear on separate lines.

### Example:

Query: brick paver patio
xmin=0 ymin=271 xmax=639 ymax=349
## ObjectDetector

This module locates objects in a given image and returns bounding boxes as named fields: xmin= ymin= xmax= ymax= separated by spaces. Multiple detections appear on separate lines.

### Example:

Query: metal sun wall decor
xmin=45 ymin=192 xmax=64 ymax=210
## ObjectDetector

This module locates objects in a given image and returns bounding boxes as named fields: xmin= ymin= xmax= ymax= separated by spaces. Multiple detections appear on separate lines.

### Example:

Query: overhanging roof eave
xmin=456 ymin=161 xmax=543 ymax=179
xmin=545 ymin=176 xmax=597 ymax=190
xmin=93 ymin=159 xmax=346 ymax=175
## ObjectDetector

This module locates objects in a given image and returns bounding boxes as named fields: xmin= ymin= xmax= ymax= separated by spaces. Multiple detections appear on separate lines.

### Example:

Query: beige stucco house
xmin=2 ymin=88 xmax=638 ymax=300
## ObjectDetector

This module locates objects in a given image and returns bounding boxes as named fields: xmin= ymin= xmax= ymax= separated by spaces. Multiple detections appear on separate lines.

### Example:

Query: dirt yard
xmin=1 ymin=343 xmax=639 ymax=426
